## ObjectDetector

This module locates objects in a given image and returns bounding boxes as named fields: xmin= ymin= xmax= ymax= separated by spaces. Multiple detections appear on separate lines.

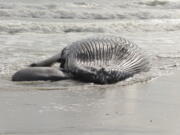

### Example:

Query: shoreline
xmin=0 ymin=71 xmax=180 ymax=134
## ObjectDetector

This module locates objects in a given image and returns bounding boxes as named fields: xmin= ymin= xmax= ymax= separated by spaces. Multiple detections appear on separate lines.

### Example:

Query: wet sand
xmin=0 ymin=71 xmax=180 ymax=135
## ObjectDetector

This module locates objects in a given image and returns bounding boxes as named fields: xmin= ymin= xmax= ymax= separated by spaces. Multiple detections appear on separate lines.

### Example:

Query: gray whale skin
xmin=12 ymin=36 xmax=150 ymax=84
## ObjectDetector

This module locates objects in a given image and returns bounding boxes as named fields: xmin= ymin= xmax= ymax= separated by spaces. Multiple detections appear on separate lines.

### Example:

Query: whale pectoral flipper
xmin=12 ymin=67 xmax=70 ymax=81
xmin=30 ymin=53 xmax=61 ymax=67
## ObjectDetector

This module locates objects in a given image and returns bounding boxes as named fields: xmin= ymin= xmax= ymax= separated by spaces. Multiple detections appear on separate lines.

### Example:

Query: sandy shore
xmin=0 ymin=71 xmax=180 ymax=135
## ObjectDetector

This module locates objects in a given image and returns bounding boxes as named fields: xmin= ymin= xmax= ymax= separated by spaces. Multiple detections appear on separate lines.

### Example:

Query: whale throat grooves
xmin=60 ymin=36 xmax=150 ymax=84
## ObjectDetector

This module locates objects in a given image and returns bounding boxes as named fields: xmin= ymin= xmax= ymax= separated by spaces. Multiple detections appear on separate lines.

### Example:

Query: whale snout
xmin=12 ymin=67 xmax=70 ymax=81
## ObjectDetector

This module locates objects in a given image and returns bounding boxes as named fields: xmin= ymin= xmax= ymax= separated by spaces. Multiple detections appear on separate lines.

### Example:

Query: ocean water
xmin=1 ymin=0 xmax=180 ymax=89
xmin=0 ymin=0 xmax=180 ymax=134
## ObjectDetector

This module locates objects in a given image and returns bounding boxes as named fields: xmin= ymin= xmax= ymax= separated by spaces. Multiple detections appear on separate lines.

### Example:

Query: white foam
xmin=0 ymin=19 xmax=180 ymax=34
xmin=0 ymin=1 xmax=180 ymax=20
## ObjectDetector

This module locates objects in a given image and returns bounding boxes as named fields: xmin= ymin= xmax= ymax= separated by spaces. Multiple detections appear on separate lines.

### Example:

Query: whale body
xmin=12 ymin=36 xmax=150 ymax=84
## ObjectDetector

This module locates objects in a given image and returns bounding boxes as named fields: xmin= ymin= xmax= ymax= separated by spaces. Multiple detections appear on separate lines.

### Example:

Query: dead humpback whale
xmin=12 ymin=36 xmax=150 ymax=84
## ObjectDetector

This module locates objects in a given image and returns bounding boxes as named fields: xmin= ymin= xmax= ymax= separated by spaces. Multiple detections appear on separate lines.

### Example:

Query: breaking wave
xmin=138 ymin=0 xmax=180 ymax=9
xmin=0 ymin=1 xmax=180 ymax=20
xmin=0 ymin=9 xmax=180 ymax=20
xmin=0 ymin=19 xmax=180 ymax=34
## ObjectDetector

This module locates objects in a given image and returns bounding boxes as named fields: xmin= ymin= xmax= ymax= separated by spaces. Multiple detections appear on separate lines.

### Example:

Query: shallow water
xmin=1 ymin=31 xmax=180 ymax=90
xmin=1 ymin=0 xmax=180 ymax=134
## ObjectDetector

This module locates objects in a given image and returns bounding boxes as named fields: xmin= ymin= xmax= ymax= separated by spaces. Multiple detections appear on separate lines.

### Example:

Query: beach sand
xmin=0 ymin=71 xmax=180 ymax=135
